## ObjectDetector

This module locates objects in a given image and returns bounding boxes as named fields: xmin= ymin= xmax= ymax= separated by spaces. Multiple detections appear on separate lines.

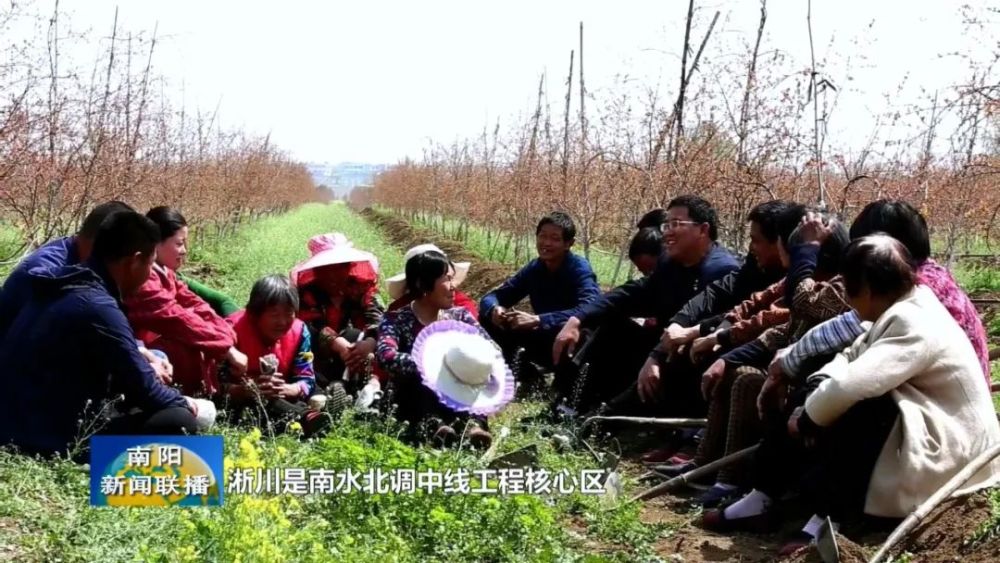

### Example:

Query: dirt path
xmin=358 ymin=206 xmax=1000 ymax=563
xmin=360 ymin=207 xmax=515 ymax=300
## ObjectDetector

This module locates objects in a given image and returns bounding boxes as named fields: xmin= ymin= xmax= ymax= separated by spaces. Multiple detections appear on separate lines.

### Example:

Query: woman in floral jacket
xmin=290 ymin=233 xmax=385 ymax=395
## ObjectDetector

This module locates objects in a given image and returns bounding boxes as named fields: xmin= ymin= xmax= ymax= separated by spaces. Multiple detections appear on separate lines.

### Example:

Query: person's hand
xmin=662 ymin=323 xmax=699 ymax=358
xmin=637 ymin=358 xmax=662 ymax=403
xmin=185 ymin=397 xmax=199 ymax=415
xmin=227 ymin=347 xmax=249 ymax=377
xmin=331 ymin=337 xmax=354 ymax=362
xmin=274 ymin=383 xmax=303 ymax=400
xmin=797 ymin=211 xmax=833 ymax=245
xmin=768 ymin=348 xmax=788 ymax=381
xmin=258 ymin=375 xmax=297 ymax=399
xmin=700 ymin=359 xmax=727 ymax=401
xmin=227 ymin=382 xmax=252 ymax=400
xmin=552 ymin=317 xmax=581 ymax=364
xmin=152 ymin=359 xmax=173 ymax=385
xmin=345 ymin=338 xmax=376 ymax=372
xmin=320 ymin=326 xmax=340 ymax=349
xmin=690 ymin=334 xmax=720 ymax=363
xmin=507 ymin=311 xmax=540 ymax=331
xmin=490 ymin=306 xmax=509 ymax=329
xmin=787 ymin=406 xmax=804 ymax=438
xmin=757 ymin=375 xmax=788 ymax=420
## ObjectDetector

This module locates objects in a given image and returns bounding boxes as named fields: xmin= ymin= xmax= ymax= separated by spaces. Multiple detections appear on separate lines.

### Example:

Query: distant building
xmin=307 ymin=162 xmax=389 ymax=198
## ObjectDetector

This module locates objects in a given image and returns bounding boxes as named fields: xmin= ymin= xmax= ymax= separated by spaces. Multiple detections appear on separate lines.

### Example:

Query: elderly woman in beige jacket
xmin=800 ymin=235 xmax=1000 ymax=519
xmin=703 ymin=234 xmax=999 ymax=555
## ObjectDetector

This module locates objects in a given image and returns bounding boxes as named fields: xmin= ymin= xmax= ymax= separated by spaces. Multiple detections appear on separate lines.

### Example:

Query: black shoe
xmin=513 ymin=349 xmax=546 ymax=398
xmin=300 ymin=410 xmax=332 ymax=439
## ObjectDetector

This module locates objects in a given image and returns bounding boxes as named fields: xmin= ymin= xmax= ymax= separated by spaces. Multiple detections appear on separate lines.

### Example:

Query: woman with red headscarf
xmin=291 ymin=233 xmax=384 ymax=395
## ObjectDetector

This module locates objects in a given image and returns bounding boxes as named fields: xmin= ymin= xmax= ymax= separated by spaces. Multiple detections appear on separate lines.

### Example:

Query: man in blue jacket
xmin=479 ymin=211 xmax=601 ymax=391
xmin=553 ymin=195 xmax=741 ymax=415
xmin=0 ymin=210 xmax=197 ymax=458
xmin=0 ymin=200 xmax=133 ymax=340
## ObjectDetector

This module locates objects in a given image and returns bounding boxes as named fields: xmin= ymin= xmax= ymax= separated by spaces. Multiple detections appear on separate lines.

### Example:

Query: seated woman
xmin=386 ymin=243 xmax=478 ymax=318
xmin=291 ymin=233 xmax=384 ymax=397
xmin=125 ymin=207 xmax=244 ymax=396
xmin=628 ymin=226 xmax=664 ymax=278
xmin=218 ymin=275 xmax=330 ymax=438
xmin=777 ymin=199 xmax=992 ymax=386
xmin=705 ymin=236 xmax=1000 ymax=555
xmin=627 ymin=226 xmax=665 ymax=328
xmin=376 ymin=250 xmax=513 ymax=449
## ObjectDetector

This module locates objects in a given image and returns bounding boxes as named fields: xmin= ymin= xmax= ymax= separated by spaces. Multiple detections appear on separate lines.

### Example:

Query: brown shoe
xmin=776 ymin=532 xmax=813 ymax=558
xmin=465 ymin=420 xmax=493 ymax=450
xmin=639 ymin=446 xmax=680 ymax=464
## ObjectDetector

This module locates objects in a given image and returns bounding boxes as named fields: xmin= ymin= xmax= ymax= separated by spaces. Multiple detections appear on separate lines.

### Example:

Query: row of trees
xmin=372 ymin=2 xmax=1000 ymax=270
xmin=0 ymin=2 xmax=321 ymax=262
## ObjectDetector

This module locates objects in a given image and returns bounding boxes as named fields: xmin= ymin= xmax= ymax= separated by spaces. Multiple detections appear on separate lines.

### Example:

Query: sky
xmin=46 ymin=0 xmax=999 ymax=164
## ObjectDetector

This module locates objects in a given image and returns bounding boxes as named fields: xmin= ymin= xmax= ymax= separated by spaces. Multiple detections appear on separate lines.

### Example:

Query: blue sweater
xmin=0 ymin=260 xmax=187 ymax=456
xmin=0 ymin=236 xmax=79 ymax=340
xmin=479 ymin=253 xmax=602 ymax=331
xmin=576 ymin=243 xmax=741 ymax=327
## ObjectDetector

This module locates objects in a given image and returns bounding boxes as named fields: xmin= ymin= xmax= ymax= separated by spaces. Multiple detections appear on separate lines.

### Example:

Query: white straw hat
xmin=386 ymin=244 xmax=470 ymax=300
xmin=412 ymin=320 xmax=513 ymax=415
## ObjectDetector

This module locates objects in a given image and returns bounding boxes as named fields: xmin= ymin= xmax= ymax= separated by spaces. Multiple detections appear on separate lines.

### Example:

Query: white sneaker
xmin=354 ymin=378 xmax=381 ymax=410
xmin=308 ymin=394 xmax=328 ymax=411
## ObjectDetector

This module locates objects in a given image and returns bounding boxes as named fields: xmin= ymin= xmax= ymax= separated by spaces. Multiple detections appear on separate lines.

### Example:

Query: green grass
xmin=966 ymin=488 xmax=1000 ymax=549
xmin=189 ymin=202 xmax=406 ymax=305
xmin=953 ymin=266 xmax=1000 ymax=296
xmin=0 ymin=202 xmax=662 ymax=563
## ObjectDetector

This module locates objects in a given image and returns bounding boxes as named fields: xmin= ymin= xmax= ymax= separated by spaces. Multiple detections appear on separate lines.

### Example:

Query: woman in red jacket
xmin=218 ymin=274 xmax=330 ymax=437
xmin=125 ymin=207 xmax=246 ymax=396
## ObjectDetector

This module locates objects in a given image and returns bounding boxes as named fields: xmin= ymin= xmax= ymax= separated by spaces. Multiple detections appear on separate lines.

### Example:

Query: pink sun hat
xmin=412 ymin=320 xmax=514 ymax=416
xmin=289 ymin=233 xmax=380 ymax=288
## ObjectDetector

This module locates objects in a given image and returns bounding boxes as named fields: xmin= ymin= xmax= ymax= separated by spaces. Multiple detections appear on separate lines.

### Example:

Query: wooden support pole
xmin=868 ymin=443 xmax=1000 ymax=563
xmin=632 ymin=445 xmax=759 ymax=502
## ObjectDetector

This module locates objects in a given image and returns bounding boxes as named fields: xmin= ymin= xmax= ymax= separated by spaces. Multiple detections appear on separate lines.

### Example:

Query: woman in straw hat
xmin=376 ymin=250 xmax=513 ymax=449
xmin=386 ymin=243 xmax=478 ymax=319
xmin=290 ymin=233 xmax=384 ymax=395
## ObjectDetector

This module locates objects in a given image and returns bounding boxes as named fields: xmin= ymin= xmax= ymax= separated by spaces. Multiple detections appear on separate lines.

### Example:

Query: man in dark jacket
xmin=636 ymin=201 xmax=807 ymax=404
xmin=0 ymin=211 xmax=197 ymax=458
xmin=603 ymin=200 xmax=805 ymax=463
xmin=552 ymin=195 xmax=741 ymax=413
xmin=480 ymin=212 xmax=601 ymax=387
xmin=0 ymin=201 xmax=134 ymax=340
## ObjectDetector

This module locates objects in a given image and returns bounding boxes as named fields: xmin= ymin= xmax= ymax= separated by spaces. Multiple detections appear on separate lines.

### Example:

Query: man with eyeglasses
xmin=592 ymin=200 xmax=806 ymax=465
xmin=552 ymin=195 xmax=740 ymax=414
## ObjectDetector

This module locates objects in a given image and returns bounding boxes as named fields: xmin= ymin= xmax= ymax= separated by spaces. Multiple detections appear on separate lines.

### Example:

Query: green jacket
xmin=177 ymin=274 xmax=240 ymax=317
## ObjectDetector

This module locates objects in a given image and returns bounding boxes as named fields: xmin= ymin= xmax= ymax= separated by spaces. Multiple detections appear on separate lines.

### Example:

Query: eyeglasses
xmin=661 ymin=219 xmax=701 ymax=231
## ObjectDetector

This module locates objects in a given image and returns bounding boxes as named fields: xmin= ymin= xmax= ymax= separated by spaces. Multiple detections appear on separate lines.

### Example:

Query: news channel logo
xmin=90 ymin=435 xmax=224 ymax=507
